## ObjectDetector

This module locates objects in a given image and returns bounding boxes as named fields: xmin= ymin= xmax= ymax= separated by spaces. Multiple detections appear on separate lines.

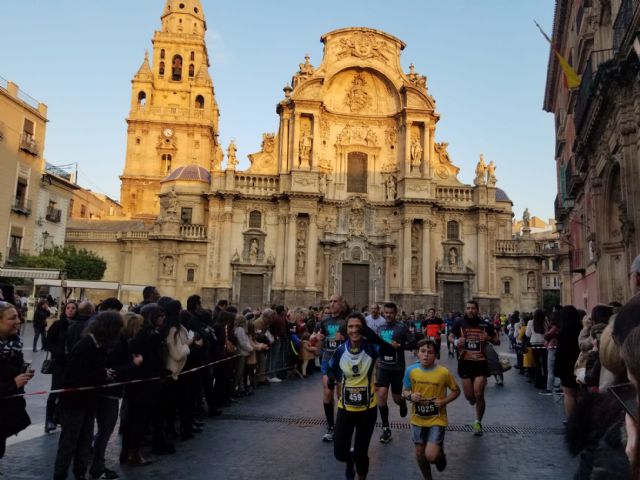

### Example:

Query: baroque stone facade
xmin=66 ymin=0 xmax=551 ymax=313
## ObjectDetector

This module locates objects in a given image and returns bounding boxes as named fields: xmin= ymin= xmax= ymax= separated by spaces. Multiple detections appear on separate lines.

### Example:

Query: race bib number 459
xmin=344 ymin=386 xmax=369 ymax=407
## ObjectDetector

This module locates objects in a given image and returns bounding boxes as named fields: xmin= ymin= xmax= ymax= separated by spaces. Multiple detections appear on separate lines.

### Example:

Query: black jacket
xmin=125 ymin=328 xmax=166 ymax=405
xmin=59 ymin=335 xmax=108 ymax=410
xmin=45 ymin=317 xmax=70 ymax=367
xmin=0 ymin=341 xmax=31 ymax=439
xmin=65 ymin=314 xmax=93 ymax=353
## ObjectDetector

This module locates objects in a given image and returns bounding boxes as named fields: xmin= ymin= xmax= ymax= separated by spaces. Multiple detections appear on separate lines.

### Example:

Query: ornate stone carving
xmin=336 ymin=123 xmax=378 ymax=147
xmin=336 ymin=32 xmax=391 ymax=62
xmin=411 ymin=223 xmax=420 ymax=253
xmin=247 ymin=133 xmax=276 ymax=174
xmin=261 ymin=133 xmax=275 ymax=153
xmin=486 ymin=160 xmax=497 ymax=186
xmin=474 ymin=154 xmax=486 ymax=186
xmin=406 ymin=63 xmax=427 ymax=89
xmin=348 ymin=198 xmax=366 ymax=236
xmin=249 ymin=239 xmax=259 ymax=265
xmin=344 ymin=73 xmax=371 ymax=113
xmin=433 ymin=142 xmax=459 ymax=179
xmin=293 ymin=54 xmax=315 ymax=88
xmin=296 ymin=217 xmax=309 ymax=277
xmin=298 ymin=129 xmax=312 ymax=167
xmin=226 ymin=140 xmax=238 ymax=170
xmin=162 ymin=256 xmax=175 ymax=277
xmin=410 ymin=136 xmax=423 ymax=170
xmin=385 ymin=125 xmax=398 ymax=148
xmin=385 ymin=175 xmax=397 ymax=200
xmin=293 ymin=176 xmax=316 ymax=187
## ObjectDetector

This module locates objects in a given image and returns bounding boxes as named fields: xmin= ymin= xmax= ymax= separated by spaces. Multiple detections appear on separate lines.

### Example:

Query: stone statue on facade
xmin=163 ymin=256 xmax=175 ymax=276
xmin=385 ymin=175 xmax=397 ymax=200
xmin=486 ymin=160 xmax=497 ymax=186
xmin=474 ymin=154 xmax=487 ymax=186
xmin=226 ymin=140 xmax=238 ymax=170
xmin=410 ymin=137 xmax=423 ymax=168
xmin=165 ymin=188 xmax=178 ymax=221
xmin=249 ymin=239 xmax=259 ymax=265
xmin=299 ymin=129 xmax=312 ymax=167
xmin=319 ymin=174 xmax=327 ymax=195
xmin=523 ymin=208 xmax=531 ymax=228
xmin=449 ymin=248 xmax=458 ymax=267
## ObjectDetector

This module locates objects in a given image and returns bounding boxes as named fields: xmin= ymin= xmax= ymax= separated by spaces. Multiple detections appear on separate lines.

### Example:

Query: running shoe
xmin=322 ymin=427 xmax=334 ymax=442
xmin=345 ymin=448 xmax=355 ymax=480
xmin=399 ymin=400 xmax=408 ymax=418
xmin=379 ymin=427 xmax=392 ymax=444
xmin=435 ymin=452 xmax=447 ymax=472
xmin=472 ymin=420 xmax=483 ymax=436
xmin=268 ymin=377 xmax=282 ymax=383
xmin=92 ymin=468 xmax=119 ymax=479
xmin=538 ymin=389 xmax=554 ymax=395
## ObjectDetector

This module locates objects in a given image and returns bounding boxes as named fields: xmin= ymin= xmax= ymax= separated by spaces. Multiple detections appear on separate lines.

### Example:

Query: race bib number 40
xmin=415 ymin=400 xmax=439 ymax=418
xmin=344 ymin=386 xmax=369 ymax=407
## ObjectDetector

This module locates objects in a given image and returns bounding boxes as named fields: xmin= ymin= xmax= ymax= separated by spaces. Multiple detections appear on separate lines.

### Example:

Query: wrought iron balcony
xmin=45 ymin=207 xmax=62 ymax=223
xmin=11 ymin=198 xmax=32 ymax=216
xmin=614 ymin=0 xmax=640 ymax=51
xmin=574 ymin=49 xmax=614 ymax=133
xmin=570 ymin=248 xmax=585 ymax=274
xmin=19 ymin=133 xmax=39 ymax=156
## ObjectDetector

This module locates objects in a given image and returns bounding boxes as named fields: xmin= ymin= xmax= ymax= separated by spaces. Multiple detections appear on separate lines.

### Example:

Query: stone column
xmin=323 ymin=249 xmax=331 ymax=299
xmin=307 ymin=214 xmax=318 ymax=290
xmin=220 ymin=211 xmax=233 ymax=286
xmin=285 ymin=213 xmax=298 ymax=288
xmin=384 ymin=250 xmax=392 ymax=302
xmin=402 ymin=218 xmax=413 ymax=293
xmin=291 ymin=114 xmax=300 ymax=170
xmin=428 ymin=125 xmax=435 ymax=178
xmin=421 ymin=220 xmax=432 ymax=292
xmin=280 ymin=111 xmax=291 ymax=173
xmin=477 ymin=223 xmax=488 ymax=294
xmin=274 ymin=212 xmax=286 ymax=288
xmin=422 ymin=125 xmax=430 ymax=178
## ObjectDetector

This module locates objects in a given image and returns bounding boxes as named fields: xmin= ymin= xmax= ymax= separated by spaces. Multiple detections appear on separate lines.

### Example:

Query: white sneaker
xmin=268 ymin=377 xmax=282 ymax=383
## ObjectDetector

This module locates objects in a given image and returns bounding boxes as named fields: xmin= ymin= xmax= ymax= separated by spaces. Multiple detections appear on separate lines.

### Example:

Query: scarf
xmin=0 ymin=334 xmax=23 ymax=359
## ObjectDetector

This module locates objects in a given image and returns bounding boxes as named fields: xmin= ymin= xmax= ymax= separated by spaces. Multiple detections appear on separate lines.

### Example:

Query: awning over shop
xmin=0 ymin=268 xmax=61 ymax=280
xmin=32 ymin=279 xmax=120 ymax=290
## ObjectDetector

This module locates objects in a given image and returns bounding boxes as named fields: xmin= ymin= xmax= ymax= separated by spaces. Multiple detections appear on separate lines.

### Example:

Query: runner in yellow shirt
xmin=402 ymin=339 xmax=460 ymax=479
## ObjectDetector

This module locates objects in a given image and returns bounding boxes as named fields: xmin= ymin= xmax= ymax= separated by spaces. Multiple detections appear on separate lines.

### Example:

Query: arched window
xmin=249 ymin=210 xmax=262 ymax=229
xmin=347 ymin=152 xmax=367 ymax=193
xmin=447 ymin=221 xmax=459 ymax=240
xmin=161 ymin=154 xmax=172 ymax=174
xmin=171 ymin=55 xmax=183 ymax=81
xmin=189 ymin=64 xmax=195 ymax=78
xmin=159 ymin=61 xmax=165 ymax=76
xmin=195 ymin=95 xmax=205 ymax=109
xmin=137 ymin=91 xmax=146 ymax=107
xmin=190 ymin=51 xmax=195 ymax=61
xmin=504 ymin=281 xmax=511 ymax=295
xmin=160 ymin=49 xmax=165 ymax=59
xmin=186 ymin=268 xmax=195 ymax=282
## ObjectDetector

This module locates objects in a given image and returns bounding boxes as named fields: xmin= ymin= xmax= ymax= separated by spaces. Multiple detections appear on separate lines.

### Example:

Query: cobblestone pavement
xmin=2 ymin=331 xmax=577 ymax=479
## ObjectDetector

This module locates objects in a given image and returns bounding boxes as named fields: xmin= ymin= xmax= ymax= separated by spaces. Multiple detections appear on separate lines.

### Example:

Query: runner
xmin=364 ymin=304 xmax=385 ymax=334
xmin=403 ymin=339 xmax=460 ymax=479
xmin=423 ymin=308 xmax=444 ymax=359
xmin=376 ymin=302 xmax=416 ymax=444
xmin=312 ymin=294 xmax=348 ymax=442
xmin=449 ymin=300 xmax=500 ymax=436
xmin=444 ymin=313 xmax=455 ymax=358
xmin=328 ymin=312 xmax=396 ymax=480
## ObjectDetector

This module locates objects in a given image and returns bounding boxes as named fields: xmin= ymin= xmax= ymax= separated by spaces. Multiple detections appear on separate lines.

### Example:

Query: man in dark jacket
xmin=131 ymin=286 xmax=160 ymax=315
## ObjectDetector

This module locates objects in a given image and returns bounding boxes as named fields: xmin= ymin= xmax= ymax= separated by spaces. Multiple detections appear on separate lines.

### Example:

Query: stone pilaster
xmin=421 ymin=220 xmax=432 ymax=292
xmin=402 ymin=218 xmax=413 ymax=293
xmin=307 ymin=214 xmax=318 ymax=290
xmin=285 ymin=213 xmax=298 ymax=288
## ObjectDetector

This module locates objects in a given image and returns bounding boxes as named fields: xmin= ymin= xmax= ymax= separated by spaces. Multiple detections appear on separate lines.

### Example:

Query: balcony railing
xmin=574 ymin=49 xmax=615 ymax=133
xmin=20 ymin=133 xmax=39 ymax=156
xmin=45 ymin=207 xmax=62 ymax=223
xmin=435 ymin=186 xmax=474 ymax=204
xmin=180 ymin=224 xmax=207 ymax=240
xmin=495 ymin=240 xmax=543 ymax=256
xmin=614 ymin=0 xmax=640 ymax=51
xmin=234 ymin=174 xmax=279 ymax=196
xmin=11 ymin=198 xmax=32 ymax=216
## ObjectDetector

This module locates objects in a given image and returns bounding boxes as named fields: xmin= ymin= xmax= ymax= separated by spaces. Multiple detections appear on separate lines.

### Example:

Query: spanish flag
xmin=535 ymin=20 xmax=581 ymax=89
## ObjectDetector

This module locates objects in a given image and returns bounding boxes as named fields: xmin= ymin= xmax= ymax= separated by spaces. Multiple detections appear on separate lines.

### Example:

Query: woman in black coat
xmin=33 ymin=299 xmax=50 ymax=352
xmin=554 ymin=305 xmax=582 ymax=420
xmin=0 ymin=301 xmax=33 ymax=459
xmin=52 ymin=310 xmax=123 ymax=480
xmin=44 ymin=301 xmax=77 ymax=433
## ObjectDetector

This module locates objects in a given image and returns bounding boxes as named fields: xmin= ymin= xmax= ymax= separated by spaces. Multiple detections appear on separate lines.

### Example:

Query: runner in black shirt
xmin=423 ymin=308 xmax=444 ymax=360
xmin=449 ymin=300 xmax=500 ymax=436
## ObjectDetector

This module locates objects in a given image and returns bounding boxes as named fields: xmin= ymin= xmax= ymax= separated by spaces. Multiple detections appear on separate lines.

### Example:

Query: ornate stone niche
xmin=160 ymin=255 xmax=176 ymax=278
xmin=241 ymin=229 xmax=266 ymax=265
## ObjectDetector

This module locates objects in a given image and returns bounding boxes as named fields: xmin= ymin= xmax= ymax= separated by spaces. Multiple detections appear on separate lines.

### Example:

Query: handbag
xmin=224 ymin=328 xmax=237 ymax=355
xmin=40 ymin=351 xmax=53 ymax=375
xmin=499 ymin=355 xmax=512 ymax=372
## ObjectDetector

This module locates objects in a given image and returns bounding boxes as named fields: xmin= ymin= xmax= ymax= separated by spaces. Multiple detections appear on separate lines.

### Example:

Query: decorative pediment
xmin=336 ymin=122 xmax=379 ymax=148
xmin=246 ymin=133 xmax=277 ymax=174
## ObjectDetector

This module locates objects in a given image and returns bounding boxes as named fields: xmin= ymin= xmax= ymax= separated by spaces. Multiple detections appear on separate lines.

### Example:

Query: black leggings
xmin=334 ymin=407 xmax=377 ymax=477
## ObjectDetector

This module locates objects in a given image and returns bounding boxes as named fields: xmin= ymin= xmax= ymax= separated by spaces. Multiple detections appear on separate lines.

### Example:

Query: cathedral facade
xmin=66 ymin=0 xmax=551 ymax=313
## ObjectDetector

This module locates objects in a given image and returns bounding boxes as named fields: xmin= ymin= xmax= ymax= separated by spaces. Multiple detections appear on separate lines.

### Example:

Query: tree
xmin=12 ymin=246 xmax=107 ymax=280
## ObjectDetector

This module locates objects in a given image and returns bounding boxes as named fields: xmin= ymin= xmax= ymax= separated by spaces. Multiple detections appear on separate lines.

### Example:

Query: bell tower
xmin=120 ymin=0 xmax=220 ymax=219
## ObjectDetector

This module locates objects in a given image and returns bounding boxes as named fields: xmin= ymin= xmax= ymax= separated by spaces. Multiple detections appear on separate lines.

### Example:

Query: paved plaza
xmin=2 ymin=332 xmax=576 ymax=479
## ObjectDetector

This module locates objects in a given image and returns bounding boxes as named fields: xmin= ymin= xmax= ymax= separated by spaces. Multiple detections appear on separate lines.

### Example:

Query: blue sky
xmin=1 ymin=0 xmax=556 ymax=221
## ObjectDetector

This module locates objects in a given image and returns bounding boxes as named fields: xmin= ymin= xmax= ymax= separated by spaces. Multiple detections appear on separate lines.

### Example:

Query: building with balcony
xmin=544 ymin=0 xmax=640 ymax=310
xmin=66 ymin=1 xmax=555 ymax=312
xmin=32 ymin=164 xmax=80 ymax=252
xmin=0 ymin=76 xmax=48 ymax=264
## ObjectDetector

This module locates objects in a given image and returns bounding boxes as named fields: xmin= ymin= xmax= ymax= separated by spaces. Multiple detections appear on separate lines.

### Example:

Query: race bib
xmin=344 ymin=386 xmax=369 ymax=407
xmin=327 ymin=339 xmax=337 ymax=349
xmin=383 ymin=353 xmax=397 ymax=363
xmin=465 ymin=339 xmax=480 ymax=352
xmin=415 ymin=400 xmax=439 ymax=418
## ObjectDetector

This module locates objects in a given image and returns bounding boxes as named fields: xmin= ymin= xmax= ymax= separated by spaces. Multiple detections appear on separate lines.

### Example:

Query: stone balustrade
xmin=435 ymin=186 xmax=474 ymax=203
xmin=495 ymin=239 xmax=543 ymax=256
xmin=234 ymin=174 xmax=279 ymax=195
xmin=66 ymin=231 xmax=118 ymax=241
xmin=180 ymin=224 xmax=207 ymax=240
